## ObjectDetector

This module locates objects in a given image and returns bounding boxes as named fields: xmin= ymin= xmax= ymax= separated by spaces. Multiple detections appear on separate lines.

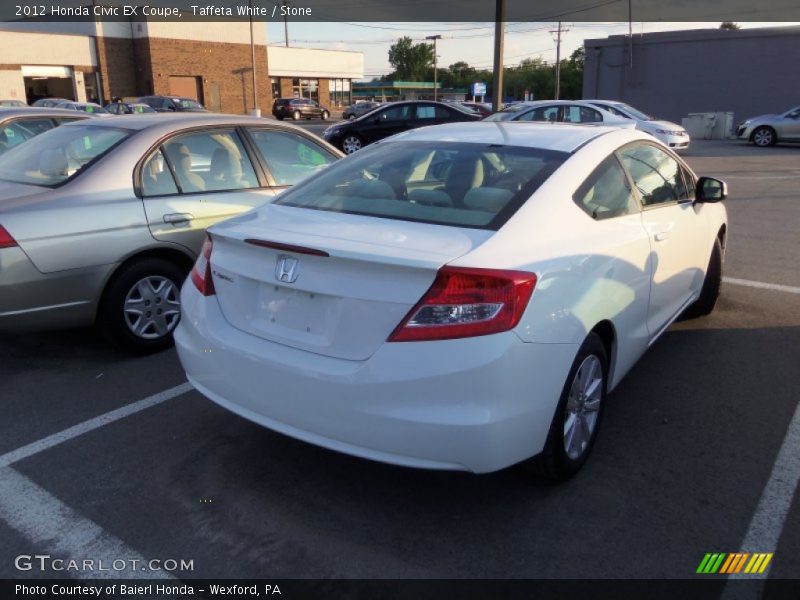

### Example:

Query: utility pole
xmin=426 ymin=35 xmax=441 ymax=101
xmin=491 ymin=0 xmax=505 ymax=112
xmin=628 ymin=0 xmax=633 ymax=68
xmin=248 ymin=0 xmax=259 ymax=116
xmin=283 ymin=0 xmax=289 ymax=47
xmin=549 ymin=21 xmax=569 ymax=99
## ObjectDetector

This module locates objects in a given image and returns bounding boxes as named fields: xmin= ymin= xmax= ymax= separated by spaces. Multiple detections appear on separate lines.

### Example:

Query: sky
xmin=265 ymin=21 xmax=798 ymax=80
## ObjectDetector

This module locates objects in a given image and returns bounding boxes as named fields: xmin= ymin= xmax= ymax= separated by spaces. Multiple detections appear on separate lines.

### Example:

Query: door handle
xmin=654 ymin=231 xmax=671 ymax=242
xmin=163 ymin=213 xmax=194 ymax=225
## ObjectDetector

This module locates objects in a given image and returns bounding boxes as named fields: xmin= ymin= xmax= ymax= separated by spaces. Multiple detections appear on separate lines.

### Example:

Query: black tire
xmin=751 ymin=126 xmax=777 ymax=147
xmin=526 ymin=333 xmax=608 ymax=481
xmin=98 ymin=258 xmax=187 ymax=354
xmin=321 ymin=110 xmax=329 ymax=121
xmin=683 ymin=238 xmax=723 ymax=319
xmin=292 ymin=110 xmax=301 ymax=121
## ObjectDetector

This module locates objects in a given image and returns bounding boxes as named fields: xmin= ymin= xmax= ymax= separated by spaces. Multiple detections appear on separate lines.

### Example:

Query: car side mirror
xmin=696 ymin=176 xmax=728 ymax=202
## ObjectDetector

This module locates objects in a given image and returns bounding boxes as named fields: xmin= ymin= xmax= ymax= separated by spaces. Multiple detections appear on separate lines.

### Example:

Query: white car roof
xmin=380 ymin=121 xmax=645 ymax=154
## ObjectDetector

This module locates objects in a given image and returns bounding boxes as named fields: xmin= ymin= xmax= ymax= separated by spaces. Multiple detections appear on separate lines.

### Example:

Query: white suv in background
xmin=585 ymin=100 xmax=691 ymax=150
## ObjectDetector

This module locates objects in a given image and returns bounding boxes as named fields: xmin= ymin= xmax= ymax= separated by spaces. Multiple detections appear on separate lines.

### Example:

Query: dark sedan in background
xmin=272 ymin=98 xmax=331 ymax=121
xmin=138 ymin=96 xmax=207 ymax=113
xmin=322 ymin=100 xmax=482 ymax=154
xmin=105 ymin=102 xmax=157 ymax=115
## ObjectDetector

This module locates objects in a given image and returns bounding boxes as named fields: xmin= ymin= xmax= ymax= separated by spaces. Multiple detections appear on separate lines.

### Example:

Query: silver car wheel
xmin=752 ymin=127 xmax=774 ymax=147
xmin=123 ymin=276 xmax=181 ymax=339
xmin=342 ymin=135 xmax=362 ymax=154
xmin=563 ymin=354 xmax=603 ymax=460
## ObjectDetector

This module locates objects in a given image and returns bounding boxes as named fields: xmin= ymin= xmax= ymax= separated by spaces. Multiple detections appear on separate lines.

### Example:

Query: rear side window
xmin=563 ymin=106 xmax=603 ymax=123
xmin=140 ymin=149 xmax=179 ymax=197
xmin=248 ymin=128 xmax=337 ymax=186
xmin=574 ymin=155 xmax=638 ymax=220
xmin=15 ymin=118 xmax=55 ymax=135
xmin=0 ymin=122 xmax=38 ymax=154
xmin=517 ymin=106 xmax=559 ymax=122
xmin=619 ymin=143 xmax=690 ymax=207
xmin=160 ymin=129 xmax=259 ymax=193
xmin=378 ymin=105 xmax=412 ymax=121
xmin=273 ymin=141 xmax=568 ymax=230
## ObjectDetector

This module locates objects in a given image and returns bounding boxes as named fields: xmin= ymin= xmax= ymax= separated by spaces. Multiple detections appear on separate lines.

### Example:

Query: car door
xmin=244 ymin=126 xmax=339 ymax=192
xmin=780 ymin=107 xmax=800 ymax=140
xmin=360 ymin=103 xmax=413 ymax=143
xmin=139 ymin=127 xmax=275 ymax=253
xmin=618 ymin=142 xmax=708 ymax=338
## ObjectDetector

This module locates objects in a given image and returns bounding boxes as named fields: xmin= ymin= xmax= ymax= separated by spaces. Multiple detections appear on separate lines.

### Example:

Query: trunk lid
xmin=208 ymin=204 xmax=492 ymax=360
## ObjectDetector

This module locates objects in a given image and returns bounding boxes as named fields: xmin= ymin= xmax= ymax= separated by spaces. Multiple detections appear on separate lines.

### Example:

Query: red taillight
xmin=0 ymin=225 xmax=18 ymax=249
xmin=190 ymin=236 xmax=216 ymax=296
xmin=388 ymin=267 xmax=536 ymax=342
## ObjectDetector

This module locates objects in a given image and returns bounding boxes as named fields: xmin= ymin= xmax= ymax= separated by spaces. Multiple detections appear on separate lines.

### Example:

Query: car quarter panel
xmin=448 ymin=129 xmax=654 ymax=389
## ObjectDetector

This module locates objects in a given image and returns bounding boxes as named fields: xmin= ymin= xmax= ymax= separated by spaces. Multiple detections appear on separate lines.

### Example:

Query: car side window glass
xmin=162 ymin=129 xmax=259 ymax=193
xmin=379 ymin=105 xmax=411 ymax=121
xmin=416 ymin=105 xmax=437 ymax=120
xmin=248 ymin=128 xmax=337 ymax=186
xmin=140 ymin=148 xmax=179 ymax=197
xmin=14 ymin=118 xmax=55 ymax=136
xmin=619 ymin=144 xmax=689 ymax=207
xmin=518 ymin=106 xmax=559 ymax=122
xmin=564 ymin=106 xmax=603 ymax=123
xmin=574 ymin=155 xmax=638 ymax=220
xmin=0 ymin=122 xmax=36 ymax=154
xmin=680 ymin=165 xmax=696 ymax=200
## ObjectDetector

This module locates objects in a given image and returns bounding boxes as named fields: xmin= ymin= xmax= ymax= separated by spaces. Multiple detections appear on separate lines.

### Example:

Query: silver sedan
xmin=0 ymin=114 xmax=342 ymax=352
xmin=736 ymin=105 xmax=800 ymax=146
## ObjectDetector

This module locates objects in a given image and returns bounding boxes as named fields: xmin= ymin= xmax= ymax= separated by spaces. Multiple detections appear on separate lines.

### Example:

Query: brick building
xmin=0 ymin=21 xmax=363 ymax=113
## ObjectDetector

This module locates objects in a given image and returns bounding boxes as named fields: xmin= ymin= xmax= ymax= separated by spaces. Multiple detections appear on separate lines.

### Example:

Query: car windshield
xmin=176 ymin=99 xmax=203 ymax=109
xmin=483 ymin=105 xmax=530 ymax=121
xmin=273 ymin=141 xmax=568 ymax=230
xmin=0 ymin=124 xmax=130 ymax=187
xmin=613 ymin=103 xmax=652 ymax=121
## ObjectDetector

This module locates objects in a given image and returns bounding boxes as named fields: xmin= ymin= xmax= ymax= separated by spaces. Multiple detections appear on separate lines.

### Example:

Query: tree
xmin=388 ymin=36 xmax=434 ymax=81
xmin=720 ymin=22 xmax=741 ymax=30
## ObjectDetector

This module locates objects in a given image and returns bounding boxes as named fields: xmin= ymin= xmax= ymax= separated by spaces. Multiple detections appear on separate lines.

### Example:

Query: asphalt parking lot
xmin=1 ymin=139 xmax=798 ymax=588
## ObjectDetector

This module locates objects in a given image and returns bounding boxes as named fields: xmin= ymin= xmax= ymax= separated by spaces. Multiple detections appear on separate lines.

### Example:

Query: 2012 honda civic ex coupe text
xmin=175 ymin=122 xmax=728 ymax=479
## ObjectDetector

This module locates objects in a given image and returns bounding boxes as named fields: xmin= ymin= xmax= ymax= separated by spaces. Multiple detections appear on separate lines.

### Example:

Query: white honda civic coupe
xmin=175 ymin=122 xmax=728 ymax=479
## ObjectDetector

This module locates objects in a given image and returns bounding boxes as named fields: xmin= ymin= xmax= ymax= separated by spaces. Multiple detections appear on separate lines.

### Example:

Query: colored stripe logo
xmin=696 ymin=552 xmax=773 ymax=574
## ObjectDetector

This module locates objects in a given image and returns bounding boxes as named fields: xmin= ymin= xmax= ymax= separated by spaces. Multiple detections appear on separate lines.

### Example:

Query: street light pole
xmin=492 ymin=0 xmax=505 ymax=112
xmin=426 ymin=35 xmax=441 ymax=101
xmin=248 ymin=0 xmax=259 ymax=116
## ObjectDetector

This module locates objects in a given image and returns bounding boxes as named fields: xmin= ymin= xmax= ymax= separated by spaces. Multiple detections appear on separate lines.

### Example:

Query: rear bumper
xmin=0 ymin=247 xmax=106 ymax=332
xmin=175 ymin=283 xmax=578 ymax=473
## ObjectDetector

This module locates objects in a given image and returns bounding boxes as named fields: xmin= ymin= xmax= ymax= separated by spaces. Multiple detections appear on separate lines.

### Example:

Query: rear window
xmin=273 ymin=141 xmax=567 ymax=230
xmin=0 ymin=124 xmax=130 ymax=187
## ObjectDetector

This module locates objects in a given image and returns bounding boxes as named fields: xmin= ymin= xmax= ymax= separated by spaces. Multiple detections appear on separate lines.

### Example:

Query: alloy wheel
xmin=752 ymin=127 xmax=774 ymax=147
xmin=563 ymin=354 xmax=603 ymax=460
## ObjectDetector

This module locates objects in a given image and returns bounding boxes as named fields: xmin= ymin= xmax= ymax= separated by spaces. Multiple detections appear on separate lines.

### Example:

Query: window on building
xmin=291 ymin=78 xmax=320 ymax=101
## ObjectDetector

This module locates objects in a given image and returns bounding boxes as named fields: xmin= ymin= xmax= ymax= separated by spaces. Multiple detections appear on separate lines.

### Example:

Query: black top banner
xmin=2 ymin=0 xmax=800 ymax=22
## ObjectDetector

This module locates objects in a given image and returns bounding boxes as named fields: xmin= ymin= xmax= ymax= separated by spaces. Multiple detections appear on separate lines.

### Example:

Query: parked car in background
xmin=0 ymin=114 xmax=342 ymax=352
xmin=176 ymin=122 xmax=727 ymax=479
xmin=0 ymin=107 xmax=88 ymax=155
xmin=31 ymin=98 xmax=70 ymax=108
xmin=0 ymin=100 xmax=27 ymax=107
xmin=485 ymin=100 xmax=633 ymax=129
xmin=342 ymin=101 xmax=382 ymax=120
xmin=736 ymin=105 xmax=800 ymax=147
xmin=322 ymin=100 xmax=482 ymax=154
xmin=584 ymin=99 xmax=691 ymax=150
xmin=105 ymin=102 xmax=157 ymax=115
xmin=138 ymin=96 xmax=207 ymax=113
xmin=54 ymin=101 xmax=112 ymax=116
xmin=272 ymin=98 xmax=331 ymax=121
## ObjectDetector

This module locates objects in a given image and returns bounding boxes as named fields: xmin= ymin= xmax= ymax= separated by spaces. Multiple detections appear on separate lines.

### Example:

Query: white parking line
xmin=0 ymin=467 xmax=174 ymax=579
xmin=723 ymin=277 xmax=800 ymax=295
xmin=0 ymin=382 xmax=192 ymax=469
xmin=718 ymin=401 xmax=800 ymax=600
